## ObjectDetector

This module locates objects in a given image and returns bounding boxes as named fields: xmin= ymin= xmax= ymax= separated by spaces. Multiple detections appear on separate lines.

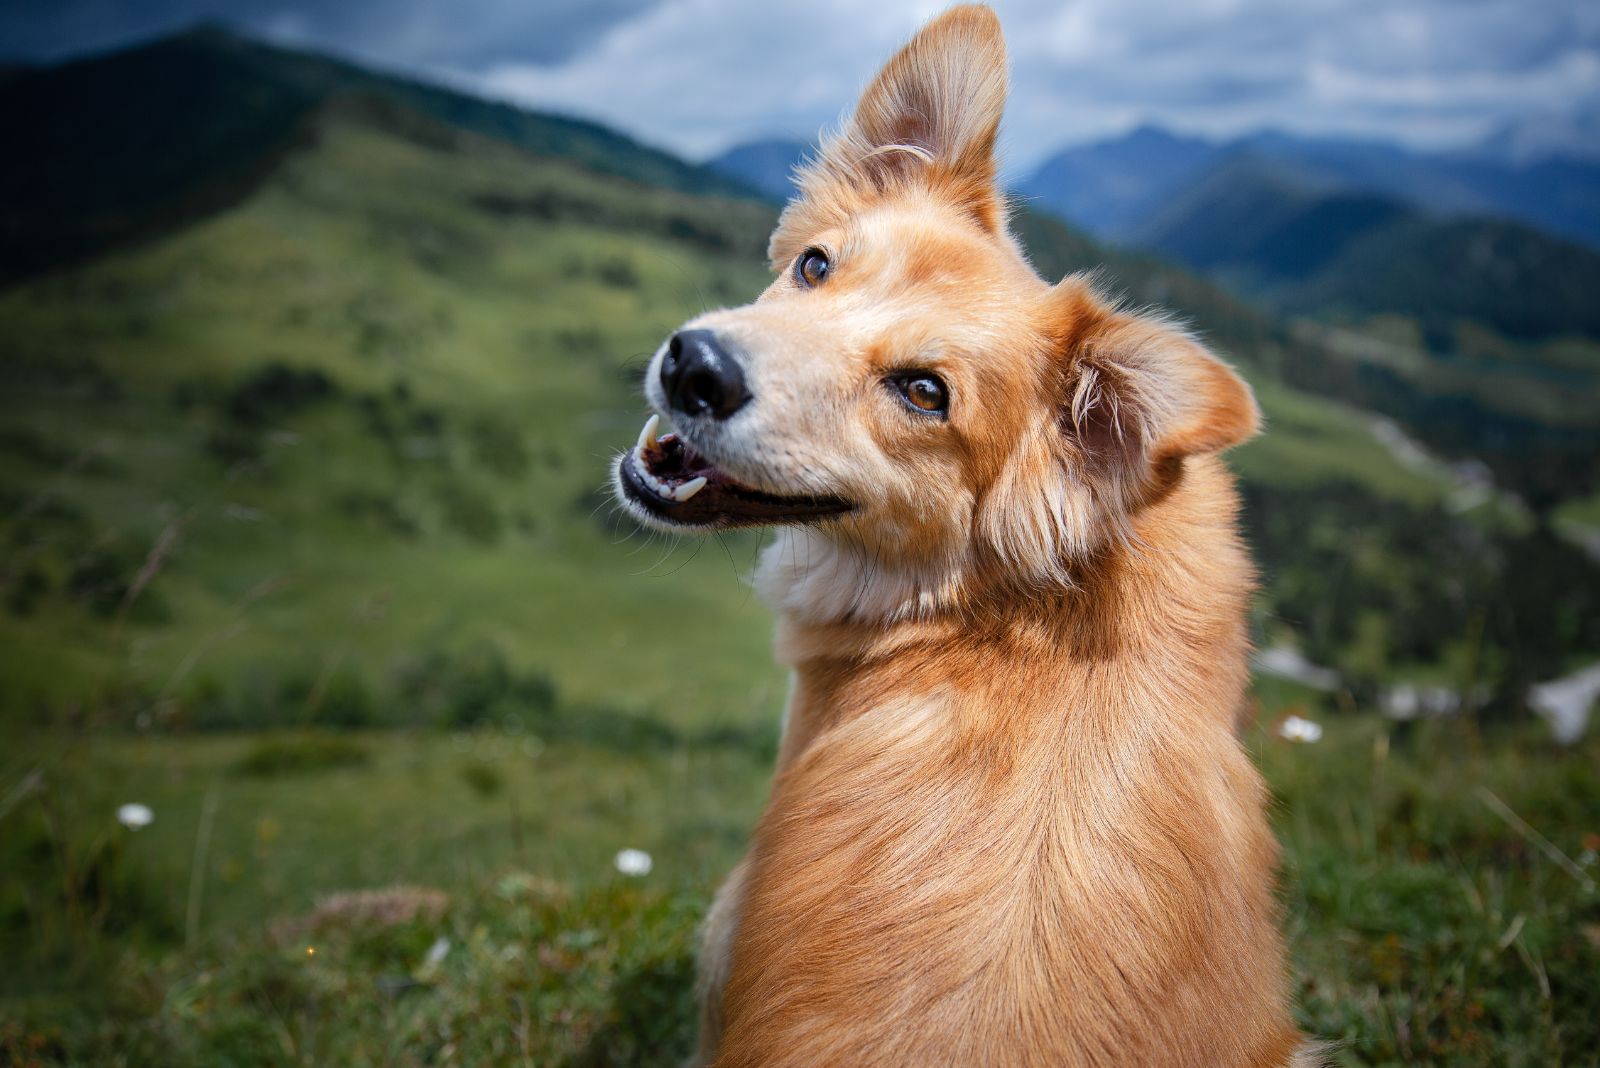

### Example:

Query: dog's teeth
xmin=673 ymin=476 xmax=708 ymax=502
xmin=636 ymin=414 xmax=660 ymax=453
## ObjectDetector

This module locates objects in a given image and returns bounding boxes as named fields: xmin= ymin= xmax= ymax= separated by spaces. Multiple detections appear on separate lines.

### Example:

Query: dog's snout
xmin=662 ymin=330 xmax=749 ymax=420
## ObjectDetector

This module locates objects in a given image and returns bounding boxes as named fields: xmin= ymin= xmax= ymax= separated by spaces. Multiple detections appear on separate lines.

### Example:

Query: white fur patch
xmin=755 ymin=527 xmax=967 ymax=624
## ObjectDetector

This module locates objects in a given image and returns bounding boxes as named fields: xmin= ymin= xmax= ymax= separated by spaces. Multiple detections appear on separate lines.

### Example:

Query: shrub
xmin=467 ymin=416 xmax=530 ymax=478
xmin=231 ymin=734 xmax=371 ymax=777
xmin=433 ymin=481 xmax=502 ymax=545
xmin=596 ymin=256 xmax=640 ymax=289
xmin=65 ymin=545 xmax=166 ymax=621
xmin=457 ymin=760 xmax=503 ymax=798
xmin=5 ymin=562 xmax=50 ymax=616
xmin=392 ymin=646 xmax=559 ymax=729
xmin=336 ymin=491 xmax=419 ymax=539
xmin=311 ymin=670 xmax=376 ymax=729
xmin=225 ymin=363 xmax=338 ymax=425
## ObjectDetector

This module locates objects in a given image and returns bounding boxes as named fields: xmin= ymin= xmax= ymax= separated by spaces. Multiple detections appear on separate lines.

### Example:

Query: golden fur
xmin=624 ymin=6 xmax=1313 ymax=1064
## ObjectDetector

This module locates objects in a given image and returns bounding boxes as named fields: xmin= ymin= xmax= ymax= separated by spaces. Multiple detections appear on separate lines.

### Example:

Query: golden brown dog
xmin=613 ymin=6 xmax=1313 ymax=1064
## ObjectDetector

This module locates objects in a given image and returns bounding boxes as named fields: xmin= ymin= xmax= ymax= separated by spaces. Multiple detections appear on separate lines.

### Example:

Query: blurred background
xmin=1 ymin=1 xmax=1597 ymax=1064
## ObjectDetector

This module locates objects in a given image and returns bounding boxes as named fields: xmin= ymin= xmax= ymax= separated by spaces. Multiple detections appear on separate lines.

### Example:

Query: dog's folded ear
xmin=794 ymin=5 xmax=1008 ymax=231
xmin=1053 ymin=281 xmax=1261 ymax=495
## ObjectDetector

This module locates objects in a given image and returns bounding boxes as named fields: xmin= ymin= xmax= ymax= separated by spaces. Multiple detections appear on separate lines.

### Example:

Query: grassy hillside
xmin=0 ymin=95 xmax=794 ymax=731
xmin=8 ymin=714 xmax=1599 ymax=1067
xmin=0 ymin=27 xmax=758 ymax=284
xmin=1284 ymin=214 xmax=1600 ymax=343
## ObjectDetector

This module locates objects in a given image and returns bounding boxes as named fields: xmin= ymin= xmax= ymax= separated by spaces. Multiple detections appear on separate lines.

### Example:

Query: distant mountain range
xmin=711 ymin=128 xmax=1600 ymax=343
xmin=1120 ymin=151 xmax=1600 ymax=341
xmin=1468 ymin=107 xmax=1600 ymax=167
xmin=1024 ymin=127 xmax=1600 ymax=342
xmin=1020 ymin=124 xmax=1600 ymax=252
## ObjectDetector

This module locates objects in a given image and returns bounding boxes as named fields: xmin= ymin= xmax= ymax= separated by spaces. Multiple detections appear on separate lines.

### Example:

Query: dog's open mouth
xmin=618 ymin=415 xmax=852 ymax=529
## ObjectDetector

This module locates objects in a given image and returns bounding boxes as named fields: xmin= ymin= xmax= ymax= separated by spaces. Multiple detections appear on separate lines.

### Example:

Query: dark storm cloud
xmin=0 ymin=0 xmax=662 ymax=67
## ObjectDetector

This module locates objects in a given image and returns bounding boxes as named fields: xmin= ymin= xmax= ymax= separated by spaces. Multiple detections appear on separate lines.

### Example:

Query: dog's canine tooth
xmin=636 ymin=414 xmax=660 ymax=453
xmin=673 ymin=476 xmax=708 ymax=502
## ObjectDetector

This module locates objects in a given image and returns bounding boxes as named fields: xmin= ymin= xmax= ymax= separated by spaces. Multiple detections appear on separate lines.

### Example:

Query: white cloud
xmin=455 ymin=0 xmax=1600 ymax=169
xmin=471 ymin=0 xmax=931 ymax=157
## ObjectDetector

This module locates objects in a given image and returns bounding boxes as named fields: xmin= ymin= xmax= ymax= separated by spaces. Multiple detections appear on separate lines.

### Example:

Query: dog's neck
xmin=757 ymin=456 xmax=1256 ymax=761
xmin=754 ymin=526 xmax=964 ymax=625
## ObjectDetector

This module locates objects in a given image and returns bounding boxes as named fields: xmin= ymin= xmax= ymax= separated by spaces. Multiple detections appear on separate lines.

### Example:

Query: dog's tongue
xmin=631 ymin=414 xmax=713 ymax=501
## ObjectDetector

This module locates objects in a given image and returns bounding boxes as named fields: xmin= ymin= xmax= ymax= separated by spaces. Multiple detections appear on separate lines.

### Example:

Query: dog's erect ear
xmin=794 ymin=5 xmax=1007 ymax=230
xmin=846 ymin=6 xmax=1007 ymax=188
xmin=1053 ymin=281 xmax=1261 ymax=493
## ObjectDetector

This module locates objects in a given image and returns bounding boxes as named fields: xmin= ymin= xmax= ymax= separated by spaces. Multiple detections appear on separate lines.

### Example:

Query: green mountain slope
xmin=1285 ymin=214 xmax=1600 ymax=340
xmin=1 ymin=96 xmax=785 ymax=730
xmin=0 ymin=26 xmax=757 ymax=284
xmin=1130 ymin=156 xmax=1409 ymax=287
xmin=1132 ymin=154 xmax=1600 ymax=343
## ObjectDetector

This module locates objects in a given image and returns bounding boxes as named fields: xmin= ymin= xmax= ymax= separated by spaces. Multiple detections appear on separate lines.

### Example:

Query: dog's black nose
xmin=661 ymin=330 xmax=750 ymax=420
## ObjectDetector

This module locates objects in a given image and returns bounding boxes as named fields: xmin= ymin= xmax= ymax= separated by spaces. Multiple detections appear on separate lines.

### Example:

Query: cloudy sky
xmin=6 ymin=0 xmax=1598 ymax=170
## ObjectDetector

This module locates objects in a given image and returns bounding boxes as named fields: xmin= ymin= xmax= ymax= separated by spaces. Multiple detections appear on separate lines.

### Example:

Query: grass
xmin=1 ymin=724 xmax=775 ymax=956
xmin=1557 ymin=490 xmax=1600 ymax=530
xmin=1268 ymin=714 xmax=1600 ymax=1065
xmin=1299 ymin=317 xmax=1600 ymax=429
xmin=3 ymin=704 xmax=1596 ymax=1066
xmin=1233 ymin=378 xmax=1453 ymax=506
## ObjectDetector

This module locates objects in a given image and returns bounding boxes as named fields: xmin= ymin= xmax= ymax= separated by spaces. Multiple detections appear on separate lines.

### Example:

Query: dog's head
xmin=614 ymin=5 xmax=1258 ymax=620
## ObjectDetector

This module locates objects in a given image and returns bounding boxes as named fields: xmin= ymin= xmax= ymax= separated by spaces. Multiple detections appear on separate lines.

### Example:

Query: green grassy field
xmin=4 ymin=51 xmax=1600 ymax=1067
xmin=5 ymin=707 xmax=1597 ymax=1066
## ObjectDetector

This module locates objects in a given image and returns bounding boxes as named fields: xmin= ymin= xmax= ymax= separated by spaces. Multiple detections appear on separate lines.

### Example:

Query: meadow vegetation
xmin=4 ymin=710 xmax=1596 ymax=1066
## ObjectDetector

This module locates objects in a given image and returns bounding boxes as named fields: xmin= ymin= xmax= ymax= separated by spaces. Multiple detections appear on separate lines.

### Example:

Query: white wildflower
xmin=614 ymin=848 xmax=653 ymax=877
xmin=1277 ymin=715 xmax=1324 ymax=744
xmin=117 ymin=803 xmax=154 ymax=830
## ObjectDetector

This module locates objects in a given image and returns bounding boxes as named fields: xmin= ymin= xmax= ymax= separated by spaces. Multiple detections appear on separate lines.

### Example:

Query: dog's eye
xmin=888 ymin=373 xmax=949 ymax=416
xmin=795 ymin=247 xmax=830 ymax=288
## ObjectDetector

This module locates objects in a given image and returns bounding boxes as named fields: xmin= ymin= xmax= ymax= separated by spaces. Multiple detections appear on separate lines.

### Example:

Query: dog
xmin=613 ymin=6 xmax=1313 ymax=1064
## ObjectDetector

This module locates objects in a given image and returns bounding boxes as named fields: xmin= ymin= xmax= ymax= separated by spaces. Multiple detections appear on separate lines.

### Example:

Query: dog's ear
xmin=976 ymin=280 xmax=1258 ymax=571
xmin=1053 ymin=281 xmax=1260 ymax=495
xmin=795 ymin=5 xmax=1007 ymax=230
